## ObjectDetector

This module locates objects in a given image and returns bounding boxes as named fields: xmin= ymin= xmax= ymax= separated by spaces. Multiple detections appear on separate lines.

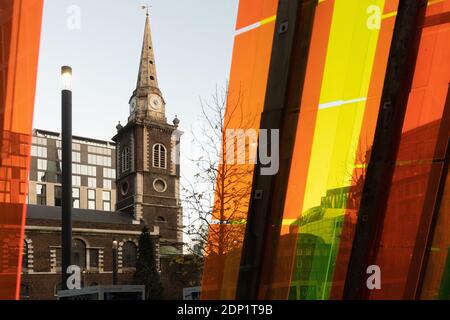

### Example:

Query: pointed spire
xmin=136 ymin=14 xmax=159 ymax=92
xmin=129 ymin=9 xmax=166 ymax=124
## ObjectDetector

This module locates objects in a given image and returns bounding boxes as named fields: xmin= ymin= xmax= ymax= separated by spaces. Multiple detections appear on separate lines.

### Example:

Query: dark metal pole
xmin=61 ymin=66 xmax=73 ymax=290
xmin=112 ymin=240 xmax=118 ymax=285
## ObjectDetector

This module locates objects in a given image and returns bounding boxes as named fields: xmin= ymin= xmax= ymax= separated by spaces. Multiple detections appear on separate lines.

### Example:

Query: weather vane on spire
xmin=141 ymin=4 xmax=151 ymax=16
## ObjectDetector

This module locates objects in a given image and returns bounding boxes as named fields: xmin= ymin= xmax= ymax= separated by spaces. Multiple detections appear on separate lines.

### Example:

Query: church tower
xmin=113 ymin=13 xmax=183 ymax=251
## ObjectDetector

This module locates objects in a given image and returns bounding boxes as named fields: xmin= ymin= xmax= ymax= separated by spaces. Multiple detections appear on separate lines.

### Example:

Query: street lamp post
xmin=82 ymin=269 xmax=86 ymax=288
xmin=112 ymin=240 xmax=118 ymax=285
xmin=61 ymin=66 xmax=73 ymax=290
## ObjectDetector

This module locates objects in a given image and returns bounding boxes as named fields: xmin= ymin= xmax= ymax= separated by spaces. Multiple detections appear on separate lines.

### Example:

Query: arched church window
xmin=72 ymin=239 xmax=87 ymax=269
xmin=153 ymin=144 xmax=167 ymax=169
xmin=121 ymin=147 xmax=131 ymax=173
xmin=122 ymin=241 xmax=137 ymax=268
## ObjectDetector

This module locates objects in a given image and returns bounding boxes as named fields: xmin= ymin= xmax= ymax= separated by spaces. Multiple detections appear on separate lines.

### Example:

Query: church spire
xmin=129 ymin=9 xmax=166 ymax=123
xmin=136 ymin=13 xmax=160 ymax=95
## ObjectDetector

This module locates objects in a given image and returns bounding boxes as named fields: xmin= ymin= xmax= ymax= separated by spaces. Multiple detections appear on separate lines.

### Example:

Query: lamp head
xmin=61 ymin=66 xmax=72 ymax=91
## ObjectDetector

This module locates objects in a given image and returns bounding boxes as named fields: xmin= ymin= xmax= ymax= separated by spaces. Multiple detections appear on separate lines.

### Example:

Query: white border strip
xmin=235 ymin=21 xmax=262 ymax=36
xmin=235 ymin=15 xmax=277 ymax=36
xmin=318 ymin=97 xmax=367 ymax=110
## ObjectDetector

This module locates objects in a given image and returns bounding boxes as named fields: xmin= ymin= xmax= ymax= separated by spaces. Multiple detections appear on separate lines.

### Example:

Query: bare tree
xmin=182 ymin=84 xmax=255 ymax=258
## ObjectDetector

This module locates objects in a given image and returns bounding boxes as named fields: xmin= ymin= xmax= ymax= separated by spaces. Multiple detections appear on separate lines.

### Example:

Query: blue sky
xmin=34 ymin=0 xmax=239 ymax=141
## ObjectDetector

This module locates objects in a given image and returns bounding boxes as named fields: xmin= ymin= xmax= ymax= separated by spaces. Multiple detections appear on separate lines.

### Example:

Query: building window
xmin=37 ymin=171 xmax=46 ymax=182
xmin=72 ymin=175 xmax=81 ymax=187
xmin=89 ymin=249 xmax=99 ymax=270
xmin=36 ymin=184 xmax=46 ymax=205
xmin=88 ymin=154 xmax=112 ymax=167
xmin=88 ymin=177 xmax=97 ymax=188
xmin=103 ymin=168 xmax=116 ymax=179
xmin=72 ymin=164 xmax=96 ymax=177
xmin=122 ymin=241 xmax=137 ymax=268
xmin=58 ymin=151 xmax=81 ymax=163
xmin=55 ymin=241 xmax=97 ymax=272
xmin=103 ymin=191 xmax=111 ymax=211
xmin=121 ymin=147 xmax=131 ymax=173
xmin=55 ymin=186 xmax=62 ymax=207
xmin=88 ymin=189 xmax=96 ymax=210
xmin=22 ymin=241 xmax=28 ymax=273
xmin=73 ymin=188 xmax=80 ymax=209
xmin=72 ymin=239 xmax=87 ymax=269
xmin=37 ymin=159 xmax=47 ymax=171
xmin=103 ymin=179 xmax=112 ymax=190
xmin=153 ymin=144 xmax=167 ymax=169
xmin=31 ymin=146 xmax=47 ymax=158
xmin=72 ymin=151 xmax=81 ymax=163
xmin=88 ymin=165 xmax=96 ymax=176
xmin=32 ymin=136 xmax=47 ymax=146
xmin=55 ymin=248 xmax=62 ymax=270
xmin=88 ymin=145 xmax=111 ymax=155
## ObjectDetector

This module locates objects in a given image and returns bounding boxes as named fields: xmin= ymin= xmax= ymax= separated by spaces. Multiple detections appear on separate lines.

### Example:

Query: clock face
xmin=130 ymin=98 xmax=137 ymax=113
xmin=150 ymin=94 xmax=163 ymax=110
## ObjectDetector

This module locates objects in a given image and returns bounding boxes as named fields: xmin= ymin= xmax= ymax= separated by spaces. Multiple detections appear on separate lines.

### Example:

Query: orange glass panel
xmin=201 ymin=0 xmax=278 ymax=300
xmin=260 ymin=0 xmax=335 ymax=300
xmin=0 ymin=0 xmax=43 ymax=300
xmin=265 ymin=0 xmax=400 ymax=300
xmin=421 ymin=157 xmax=450 ymax=299
xmin=330 ymin=0 xmax=400 ymax=299
xmin=369 ymin=0 xmax=450 ymax=300
xmin=235 ymin=0 xmax=278 ymax=30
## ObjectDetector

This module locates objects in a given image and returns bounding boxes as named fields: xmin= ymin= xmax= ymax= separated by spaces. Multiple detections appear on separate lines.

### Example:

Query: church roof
xmin=26 ymin=205 xmax=137 ymax=225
